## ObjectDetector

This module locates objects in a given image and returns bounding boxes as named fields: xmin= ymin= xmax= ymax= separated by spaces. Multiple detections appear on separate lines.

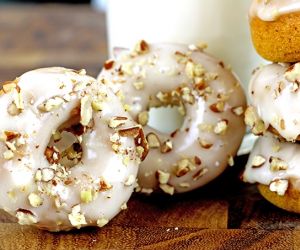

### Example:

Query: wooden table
xmin=0 ymin=5 xmax=300 ymax=250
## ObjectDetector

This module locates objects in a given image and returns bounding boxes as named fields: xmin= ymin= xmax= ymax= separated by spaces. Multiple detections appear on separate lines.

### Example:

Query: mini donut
xmin=0 ymin=67 xmax=148 ymax=231
xmin=245 ymin=62 xmax=300 ymax=142
xmin=99 ymin=41 xmax=246 ymax=194
xmin=243 ymin=134 xmax=300 ymax=213
xmin=249 ymin=0 xmax=300 ymax=62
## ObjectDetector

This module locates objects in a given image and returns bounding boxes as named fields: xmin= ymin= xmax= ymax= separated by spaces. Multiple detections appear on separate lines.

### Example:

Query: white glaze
xmin=0 ymin=67 xmax=146 ymax=231
xmin=248 ymin=63 xmax=300 ymax=141
xmin=250 ymin=0 xmax=300 ymax=21
xmin=99 ymin=42 xmax=246 ymax=194
xmin=243 ymin=134 xmax=300 ymax=185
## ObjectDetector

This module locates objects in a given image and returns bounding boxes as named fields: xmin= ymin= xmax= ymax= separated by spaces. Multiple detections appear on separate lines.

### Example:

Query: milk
xmin=107 ymin=0 xmax=264 ymax=87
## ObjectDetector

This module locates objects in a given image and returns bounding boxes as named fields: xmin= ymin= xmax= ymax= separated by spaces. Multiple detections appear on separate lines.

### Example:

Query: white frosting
xmin=243 ymin=134 xmax=300 ymax=185
xmin=250 ymin=0 xmax=300 ymax=21
xmin=0 ymin=67 xmax=145 ymax=231
xmin=99 ymin=42 xmax=246 ymax=194
xmin=248 ymin=63 xmax=300 ymax=141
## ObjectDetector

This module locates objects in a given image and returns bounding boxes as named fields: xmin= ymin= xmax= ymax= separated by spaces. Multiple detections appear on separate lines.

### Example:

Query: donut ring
xmin=99 ymin=41 xmax=246 ymax=194
xmin=243 ymin=135 xmax=300 ymax=213
xmin=0 ymin=67 xmax=148 ymax=231
xmin=249 ymin=0 xmax=300 ymax=62
xmin=245 ymin=63 xmax=300 ymax=142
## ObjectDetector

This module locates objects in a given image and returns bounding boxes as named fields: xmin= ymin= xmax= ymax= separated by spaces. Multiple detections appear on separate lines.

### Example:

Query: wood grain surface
xmin=0 ymin=5 xmax=300 ymax=250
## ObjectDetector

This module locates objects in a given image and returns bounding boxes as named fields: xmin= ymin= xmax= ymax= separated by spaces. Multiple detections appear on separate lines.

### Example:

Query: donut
xmin=249 ymin=0 xmax=300 ymax=62
xmin=99 ymin=41 xmax=246 ymax=194
xmin=243 ymin=134 xmax=300 ymax=213
xmin=0 ymin=67 xmax=148 ymax=231
xmin=245 ymin=62 xmax=300 ymax=142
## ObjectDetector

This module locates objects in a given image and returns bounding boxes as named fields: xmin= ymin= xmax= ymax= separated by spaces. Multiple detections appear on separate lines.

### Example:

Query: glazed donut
xmin=245 ymin=62 xmax=300 ymax=142
xmin=250 ymin=0 xmax=300 ymax=62
xmin=99 ymin=41 xmax=246 ymax=194
xmin=0 ymin=67 xmax=148 ymax=231
xmin=243 ymin=134 xmax=300 ymax=213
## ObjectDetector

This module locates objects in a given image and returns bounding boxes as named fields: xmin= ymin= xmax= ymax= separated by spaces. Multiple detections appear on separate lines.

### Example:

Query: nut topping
xmin=99 ymin=178 xmax=112 ymax=191
xmin=13 ymin=89 xmax=24 ymax=111
xmin=80 ymin=189 xmax=93 ymax=204
xmin=28 ymin=193 xmax=43 ymax=207
xmin=38 ymin=96 xmax=64 ymax=112
xmin=193 ymin=168 xmax=208 ymax=180
xmin=97 ymin=217 xmax=109 ymax=228
xmin=161 ymin=140 xmax=173 ymax=153
xmin=232 ymin=106 xmax=244 ymax=116
xmin=269 ymin=179 xmax=288 ymax=196
xmin=133 ymin=81 xmax=144 ymax=90
xmin=214 ymin=119 xmax=228 ymax=135
xmin=2 ymin=81 xmax=17 ymax=93
xmin=92 ymin=99 xmax=104 ymax=112
xmin=285 ymin=63 xmax=300 ymax=84
xmin=137 ymin=111 xmax=149 ymax=126
xmin=7 ymin=102 xmax=21 ymax=116
xmin=16 ymin=209 xmax=37 ymax=225
xmin=156 ymin=170 xmax=170 ymax=184
xmin=210 ymin=101 xmax=225 ymax=113
xmin=179 ymin=182 xmax=191 ymax=188
xmin=146 ymin=133 xmax=161 ymax=148
xmin=45 ymin=146 xmax=61 ymax=164
xmin=35 ymin=168 xmax=55 ymax=182
xmin=194 ymin=156 xmax=202 ymax=165
xmin=118 ymin=125 xmax=149 ymax=161
xmin=118 ymin=126 xmax=141 ymax=138
xmin=134 ymin=40 xmax=149 ymax=54
xmin=251 ymin=155 xmax=266 ymax=168
xmin=109 ymin=116 xmax=128 ymax=129
xmin=68 ymin=205 xmax=87 ymax=229
xmin=104 ymin=60 xmax=115 ymax=70
xmin=3 ymin=150 xmax=14 ymax=160
xmin=269 ymin=157 xmax=288 ymax=171
xmin=175 ymin=159 xmax=196 ymax=177
xmin=244 ymin=106 xmax=266 ymax=135
xmin=199 ymin=139 xmax=213 ymax=149
xmin=159 ymin=184 xmax=174 ymax=195
xmin=124 ymin=174 xmax=135 ymax=186
xmin=227 ymin=155 xmax=234 ymax=167
xmin=80 ymin=95 xmax=93 ymax=126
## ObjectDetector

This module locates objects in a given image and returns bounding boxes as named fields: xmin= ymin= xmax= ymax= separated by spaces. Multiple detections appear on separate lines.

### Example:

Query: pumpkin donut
xmin=245 ymin=62 xmax=300 ymax=142
xmin=250 ymin=0 xmax=300 ymax=62
xmin=243 ymin=134 xmax=300 ymax=213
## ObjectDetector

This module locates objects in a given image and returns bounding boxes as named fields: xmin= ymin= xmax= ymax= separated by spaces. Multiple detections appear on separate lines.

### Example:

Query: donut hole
xmin=147 ymin=106 xmax=184 ymax=134
xmin=46 ymin=113 xmax=84 ymax=168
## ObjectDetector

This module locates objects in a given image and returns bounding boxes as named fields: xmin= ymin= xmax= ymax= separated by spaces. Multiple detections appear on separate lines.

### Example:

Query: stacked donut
xmin=0 ymin=42 xmax=246 ymax=231
xmin=243 ymin=0 xmax=300 ymax=213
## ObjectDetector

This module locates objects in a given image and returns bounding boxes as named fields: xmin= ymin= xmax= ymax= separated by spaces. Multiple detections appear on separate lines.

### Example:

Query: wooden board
xmin=0 ymin=5 xmax=300 ymax=250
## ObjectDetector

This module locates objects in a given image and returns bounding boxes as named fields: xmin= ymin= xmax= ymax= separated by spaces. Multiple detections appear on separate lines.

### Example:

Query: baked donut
xmin=245 ymin=62 xmax=300 ymax=142
xmin=0 ymin=67 xmax=148 ymax=231
xmin=99 ymin=41 xmax=246 ymax=194
xmin=250 ymin=0 xmax=300 ymax=62
xmin=243 ymin=134 xmax=300 ymax=213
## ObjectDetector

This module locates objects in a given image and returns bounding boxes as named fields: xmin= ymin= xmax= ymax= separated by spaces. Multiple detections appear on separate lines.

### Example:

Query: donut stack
xmin=243 ymin=0 xmax=300 ymax=213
